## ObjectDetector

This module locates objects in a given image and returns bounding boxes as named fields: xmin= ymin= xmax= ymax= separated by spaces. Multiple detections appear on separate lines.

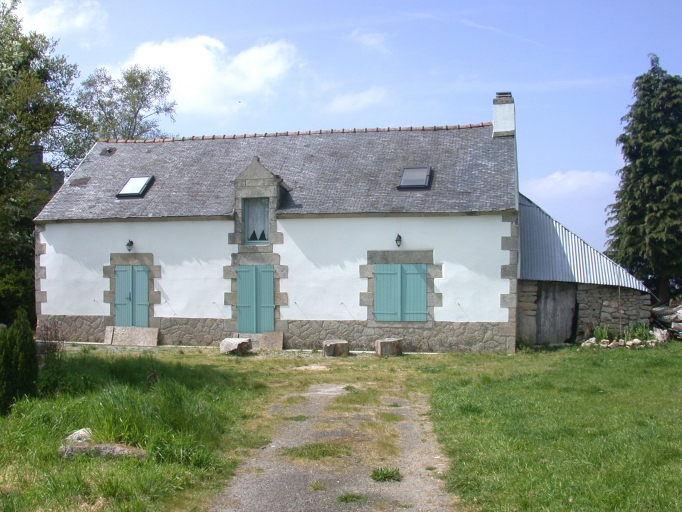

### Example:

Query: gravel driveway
xmin=209 ymin=380 xmax=455 ymax=511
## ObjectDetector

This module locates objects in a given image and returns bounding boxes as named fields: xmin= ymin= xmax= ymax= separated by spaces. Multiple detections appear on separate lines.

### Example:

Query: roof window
xmin=117 ymin=176 xmax=154 ymax=198
xmin=398 ymin=167 xmax=431 ymax=189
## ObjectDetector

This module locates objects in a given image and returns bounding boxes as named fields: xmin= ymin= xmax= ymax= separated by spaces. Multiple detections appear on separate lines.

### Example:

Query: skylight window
xmin=398 ymin=167 xmax=431 ymax=189
xmin=117 ymin=176 xmax=154 ymax=198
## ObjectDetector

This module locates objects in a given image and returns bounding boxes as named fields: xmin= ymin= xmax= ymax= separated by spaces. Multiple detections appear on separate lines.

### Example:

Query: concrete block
xmin=375 ymin=337 xmax=403 ymax=357
xmin=110 ymin=327 xmax=158 ymax=346
xmin=104 ymin=326 xmax=114 ymax=345
xmin=220 ymin=338 xmax=251 ymax=355
xmin=260 ymin=331 xmax=283 ymax=351
xmin=322 ymin=339 xmax=349 ymax=357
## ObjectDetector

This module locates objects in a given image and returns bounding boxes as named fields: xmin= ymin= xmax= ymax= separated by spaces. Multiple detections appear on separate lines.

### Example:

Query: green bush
xmin=0 ymin=308 xmax=38 ymax=413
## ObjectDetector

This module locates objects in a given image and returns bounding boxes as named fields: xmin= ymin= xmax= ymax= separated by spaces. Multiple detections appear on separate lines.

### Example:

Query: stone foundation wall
xmin=576 ymin=284 xmax=650 ymax=336
xmin=36 ymin=314 xmax=516 ymax=353
xmin=157 ymin=317 xmax=233 ymax=345
xmin=285 ymin=320 xmax=514 ymax=353
xmin=37 ymin=315 xmax=112 ymax=343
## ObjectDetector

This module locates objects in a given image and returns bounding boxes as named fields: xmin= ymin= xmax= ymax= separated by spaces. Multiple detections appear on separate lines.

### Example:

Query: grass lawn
xmin=1 ymin=343 xmax=681 ymax=510
xmin=428 ymin=343 xmax=682 ymax=511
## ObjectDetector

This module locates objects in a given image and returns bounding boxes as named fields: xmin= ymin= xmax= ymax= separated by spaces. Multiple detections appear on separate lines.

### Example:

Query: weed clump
xmin=282 ymin=443 xmax=350 ymax=460
xmin=371 ymin=467 xmax=402 ymax=482
xmin=337 ymin=493 xmax=366 ymax=503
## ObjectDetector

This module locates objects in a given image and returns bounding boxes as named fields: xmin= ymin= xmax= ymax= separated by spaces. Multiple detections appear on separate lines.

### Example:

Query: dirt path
xmin=209 ymin=381 xmax=455 ymax=511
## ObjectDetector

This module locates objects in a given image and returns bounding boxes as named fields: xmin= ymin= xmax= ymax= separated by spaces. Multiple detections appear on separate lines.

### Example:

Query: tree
xmin=0 ymin=1 xmax=92 ymax=325
xmin=0 ymin=308 xmax=38 ymax=414
xmin=607 ymin=54 xmax=682 ymax=302
xmin=77 ymin=65 xmax=177 ymax=140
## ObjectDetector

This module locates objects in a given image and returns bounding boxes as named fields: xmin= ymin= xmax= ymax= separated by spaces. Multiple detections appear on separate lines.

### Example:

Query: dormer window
xmin=117 ymin=176 xmax=154 ymax=198
xmin=398 ymin=167 xmax=431 ymax=189
xmin=244 ymin=198 xmax=269 ymax=243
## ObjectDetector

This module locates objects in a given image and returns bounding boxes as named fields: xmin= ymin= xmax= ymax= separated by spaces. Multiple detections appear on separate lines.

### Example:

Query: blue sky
xmin=15 ymin=0 xmax=682 ymax=250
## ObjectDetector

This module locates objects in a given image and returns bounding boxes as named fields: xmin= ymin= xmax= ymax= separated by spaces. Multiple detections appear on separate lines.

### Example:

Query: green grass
xmin=310 ymin=481 xmax=326 ymax=490
xmin=0 ymin=352 xmax=269 ymax=510
xmin=337 ymin=493 xmax=367 ymax=503
xmin=429 ymin=344 xmax=682 ymax=511
xmin=282 ymin=442 xmax=350 ymax=460
xmin=377 ymin=412 xmax=403 ymax=422
xmin=283 ymin=415 xmax=308 ymax=421
xmin=371 ymin=467 xmax=402 ymax=482
xmin=334 ymin=385 xmax=381 ymax=406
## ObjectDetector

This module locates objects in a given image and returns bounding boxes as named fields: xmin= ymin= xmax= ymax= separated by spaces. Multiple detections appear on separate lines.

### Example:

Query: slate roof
xmin=35 ymin=123 xmax=518 ymax=222
xmin=519 ymin=194 xmax=648 ymax=292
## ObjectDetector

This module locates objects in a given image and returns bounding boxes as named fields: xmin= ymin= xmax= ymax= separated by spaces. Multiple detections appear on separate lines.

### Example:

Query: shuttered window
xmin=236 ymin=265 xmax=275 ymax=333
xmin=114 ymin=265 xmax=149 ymax=327
xmin=373 ymin=264 xmax=427 ymax=322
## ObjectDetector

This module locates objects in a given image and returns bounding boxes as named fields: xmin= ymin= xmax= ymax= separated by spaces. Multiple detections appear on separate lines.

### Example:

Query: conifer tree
xmin=607 ymin=54 xmax=682 ymax=302
xmin=0 ymin=308 xmax=37 ymax=413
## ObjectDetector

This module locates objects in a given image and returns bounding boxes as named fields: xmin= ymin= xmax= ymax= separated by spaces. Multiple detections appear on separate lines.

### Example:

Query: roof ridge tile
xmin=95 ymin=121 xmax=493 ymax=144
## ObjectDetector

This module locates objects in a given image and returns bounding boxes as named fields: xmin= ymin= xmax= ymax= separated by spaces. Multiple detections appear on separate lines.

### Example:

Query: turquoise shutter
xmin=373 ymin=264 xmax=401 ymax=321
xmin=402 ymin=264 xmax=428 ymax=322
xmin=133 ymin=266 xmax=149 ymax=327
xmin=114 ymin=266 xmax=133 ymax=326
xmin=257 ymin=265 xmax=275 ymax=332
xmin=237 ymin=266 xmax=257 ymax=333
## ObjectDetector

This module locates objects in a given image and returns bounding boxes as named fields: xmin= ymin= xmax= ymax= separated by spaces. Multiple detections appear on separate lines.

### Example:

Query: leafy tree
xmin=0 ymin=1 xmax=92 ymax=325
xmin=0 ymin=308 xmax=37 ymax=414
xmin=607 ymin=54 xmax=682 ymax=302
xmin=77 ymin=65 xmax=177 ymax=140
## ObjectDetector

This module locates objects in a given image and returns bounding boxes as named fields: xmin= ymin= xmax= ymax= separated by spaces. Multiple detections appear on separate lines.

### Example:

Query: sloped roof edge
xmin=519 ymin=194 xmax=649 ymax=293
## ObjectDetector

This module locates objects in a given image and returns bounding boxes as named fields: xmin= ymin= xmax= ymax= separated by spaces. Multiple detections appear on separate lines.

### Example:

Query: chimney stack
xmin=493 ymin=92 xmax=515 ymax=137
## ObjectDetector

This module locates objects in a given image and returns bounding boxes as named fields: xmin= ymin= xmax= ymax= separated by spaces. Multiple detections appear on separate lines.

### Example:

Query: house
xmin=33 ymin=93 xmax=649 ymax=351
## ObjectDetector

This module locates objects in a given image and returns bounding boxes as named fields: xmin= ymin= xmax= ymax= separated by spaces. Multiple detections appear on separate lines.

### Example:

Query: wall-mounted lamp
xmin=395 ymin=234 xmax=402 ymax=247
xmin=126 ymin=240 xmax=134 ymax=252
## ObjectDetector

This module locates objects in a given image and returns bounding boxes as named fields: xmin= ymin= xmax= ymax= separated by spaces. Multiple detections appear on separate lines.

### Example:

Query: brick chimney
xmin=493 ymin=92 xmax=515 ymax=137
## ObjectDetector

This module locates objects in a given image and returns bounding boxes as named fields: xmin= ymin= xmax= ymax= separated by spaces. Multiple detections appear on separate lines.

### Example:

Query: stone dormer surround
xmin=223 ymin=156 xmax=288 ymax=332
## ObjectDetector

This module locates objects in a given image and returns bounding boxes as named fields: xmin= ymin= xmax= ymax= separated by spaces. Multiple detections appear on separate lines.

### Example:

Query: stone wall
xmin=516 ymin=280 xmax=651 ymax=344
xmin=576 ymin=284 xmax=650 ymax=337
xmin=36 ymin=314 xmax=515 ymax=352
xmin=285 ymin=320 xmax=514 ymax=353
xmin=37 ymin=315 xmax=112 ymax=343
xmin=517 ymin=280 xmax=539 ymax=345
xmin=158 ymin=317 xmax=233 ymax=345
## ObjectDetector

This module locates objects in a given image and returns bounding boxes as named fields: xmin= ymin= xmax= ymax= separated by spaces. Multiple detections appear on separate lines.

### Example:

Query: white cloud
xmin=326 ymin=87 xmax=387 ymax=113
xmin=522 ymin=170 xmax=618 ymax=198
xmin=16 ymin=0 xmax=105 ymax=38
xmin=120 ymin=37 xmax=297 ymax=117
xmin=348 ymin=29 xmax=389 ymax=53
xmin=522 ymin=171 xmax=620 ymax=251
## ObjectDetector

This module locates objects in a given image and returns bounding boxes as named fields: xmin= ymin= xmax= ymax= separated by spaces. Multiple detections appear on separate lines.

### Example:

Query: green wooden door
xmin=236 ymin=265 xmax=274 ymax=333
xmin=401 ymin=264 xmax=428 ymax=321
xmin=373 ymin=263 xmax=427 ymax=322
xmin=114 ymin=265 xmax=149 ymax=327
xmin=373 ymin=264 xmax=401 ymax=321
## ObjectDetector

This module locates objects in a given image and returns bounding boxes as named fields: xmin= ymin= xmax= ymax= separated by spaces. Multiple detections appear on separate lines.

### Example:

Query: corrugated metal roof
xmin=519 ymin=194 xmax=648 ymax=292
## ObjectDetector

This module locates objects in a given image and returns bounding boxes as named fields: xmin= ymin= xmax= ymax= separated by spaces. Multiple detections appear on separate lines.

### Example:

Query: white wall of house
xmin=39 ymin=220 xmax=235 ymax=319
xmin=278 ymin=215 xmax=511 ymax=323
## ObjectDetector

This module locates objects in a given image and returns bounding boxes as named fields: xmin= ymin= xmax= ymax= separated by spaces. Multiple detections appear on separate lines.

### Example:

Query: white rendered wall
xmin=40 ymin=220 xmax=235 ymax=319
xmin=278 ymin=215 xmax=511 ymax=323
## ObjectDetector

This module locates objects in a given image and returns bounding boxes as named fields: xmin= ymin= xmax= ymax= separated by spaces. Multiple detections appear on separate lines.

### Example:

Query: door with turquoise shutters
xmin=236 ymin=265 xmax=275 ymax=333
xmin=114 ymin=265 xmax=149 ymax=327
xmin=373 ymin=263 xmax=427 ymax=322
xmin=373 ymin=264 xmax=401 ymax=321
xmin=401 ymin=264 xmax=428 ymax=321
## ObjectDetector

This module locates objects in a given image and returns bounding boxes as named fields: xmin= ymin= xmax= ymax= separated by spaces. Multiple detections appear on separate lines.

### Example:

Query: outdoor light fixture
xmin=395 ymin=234 xmax=402 ymax=247
xmin=126 ymin=240 xmax=134 ymax=252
